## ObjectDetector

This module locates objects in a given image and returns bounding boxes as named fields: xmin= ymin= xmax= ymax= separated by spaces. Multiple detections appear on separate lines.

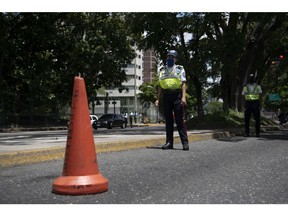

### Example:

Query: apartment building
xmin=143 ymin=49 xmax=157 ymax=83
xmin=90 ymin=48 xmax=158 ymax=124
xmin=92 ymin=48 xmax=144 ymax=116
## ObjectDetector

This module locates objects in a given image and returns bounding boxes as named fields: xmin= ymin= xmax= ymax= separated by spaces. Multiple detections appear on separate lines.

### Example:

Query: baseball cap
xmin=167 ymin=50 xmax=178 ymax=58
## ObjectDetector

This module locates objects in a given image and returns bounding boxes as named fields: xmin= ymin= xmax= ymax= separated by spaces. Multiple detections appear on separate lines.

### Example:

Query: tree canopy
xmin=127 ymin=12 xmax=288 ymax=115
xmin=0 ymin=13 xmax=136 ymax=124
xmin=1 ymin=12 xmax=288 ymax=126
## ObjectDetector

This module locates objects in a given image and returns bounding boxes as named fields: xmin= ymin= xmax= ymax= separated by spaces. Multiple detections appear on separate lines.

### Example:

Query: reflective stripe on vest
xmin=244 ymin=85 xmax=260 ymax=100
xmin=159 ymin=69 xmax=181 ymax=89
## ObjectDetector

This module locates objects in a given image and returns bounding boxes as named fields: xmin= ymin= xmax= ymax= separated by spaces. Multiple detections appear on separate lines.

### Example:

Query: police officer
xmin=242 ymin=74 xmax=263 ymax=137
xmin=155 ymin=50 xmax=189 ymax=151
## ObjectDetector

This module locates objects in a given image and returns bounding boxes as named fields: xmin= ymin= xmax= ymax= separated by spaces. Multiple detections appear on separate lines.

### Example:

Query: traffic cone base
xmin=52 ymin=173 xmax=108 ymax=195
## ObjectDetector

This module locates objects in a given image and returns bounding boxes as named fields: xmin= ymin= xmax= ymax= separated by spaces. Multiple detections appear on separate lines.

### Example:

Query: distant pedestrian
xmin=134 ymin=111 xmax=137 ymax=124
xmin=129 ymin=111 xmax=134 ymax=128
xmin=278 ymin=111 xmax=288 ymax=124
xmin=242 ymin=74 xmax=263 ymax=137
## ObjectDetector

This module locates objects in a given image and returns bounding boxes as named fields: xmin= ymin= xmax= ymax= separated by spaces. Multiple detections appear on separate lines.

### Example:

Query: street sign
xmin=269 ymin=94 xmax=281 ymax=101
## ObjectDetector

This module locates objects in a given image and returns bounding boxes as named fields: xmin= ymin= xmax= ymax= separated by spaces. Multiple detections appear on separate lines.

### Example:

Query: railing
xmin=0 ymin=113 xmax=70 ymax=128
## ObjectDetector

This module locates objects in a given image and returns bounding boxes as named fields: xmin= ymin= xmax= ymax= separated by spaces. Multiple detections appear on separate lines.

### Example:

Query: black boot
xmin=162 ymin=142 xmax=173 ymax=150
xmin=183 ymin=143 xmax=189 ymax=151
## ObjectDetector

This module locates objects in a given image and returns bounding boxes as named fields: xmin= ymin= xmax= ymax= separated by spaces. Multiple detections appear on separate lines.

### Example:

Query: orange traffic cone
xmin=52 ymin=75 xmax=108 ymax=195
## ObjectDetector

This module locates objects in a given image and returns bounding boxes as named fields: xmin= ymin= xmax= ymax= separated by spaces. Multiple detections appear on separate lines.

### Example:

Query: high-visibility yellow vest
xmin=159 ymin=66 xmax=183 ymax=89
xmin=243 ymin=84 xmax=261 ymax=100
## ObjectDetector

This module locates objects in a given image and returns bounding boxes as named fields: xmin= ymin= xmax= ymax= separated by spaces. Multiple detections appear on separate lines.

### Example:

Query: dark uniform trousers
xmin=244 ymin=100 xmax=260 ymax=136
xmin=162 ymin=90 xmax=188 ymax=145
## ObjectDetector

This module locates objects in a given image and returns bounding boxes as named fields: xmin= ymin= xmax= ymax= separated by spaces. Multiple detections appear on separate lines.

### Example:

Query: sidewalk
xmin=0 ymin=124 xmax=232 ymax=167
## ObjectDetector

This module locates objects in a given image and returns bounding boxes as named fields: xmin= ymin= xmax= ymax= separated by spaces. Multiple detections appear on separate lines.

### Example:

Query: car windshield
xmin=99 ymin=114 xmax=114 ymax=120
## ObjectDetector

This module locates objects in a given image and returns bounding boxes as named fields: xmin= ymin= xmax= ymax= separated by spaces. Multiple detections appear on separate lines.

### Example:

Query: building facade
xmin=143 ymin=49 xmax=157 ymax=83
xmin=91 ymin=48 xmax=159 ymax=123
xmin=92 ymin=48 xmax=144 ymax=118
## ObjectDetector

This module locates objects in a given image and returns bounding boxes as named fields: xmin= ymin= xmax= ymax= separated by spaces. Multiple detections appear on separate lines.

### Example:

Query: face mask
xmin=167 ymin=58 xmax=175 ymax=67
xmin=248 ymin=78 xmax=255 ymax=84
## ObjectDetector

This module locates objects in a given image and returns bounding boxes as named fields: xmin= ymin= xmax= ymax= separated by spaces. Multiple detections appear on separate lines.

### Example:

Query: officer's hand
xmin=155 ymin=100 xmax=159 ymax=107
xmin=181 ymin=97 xmax=186 ymax=106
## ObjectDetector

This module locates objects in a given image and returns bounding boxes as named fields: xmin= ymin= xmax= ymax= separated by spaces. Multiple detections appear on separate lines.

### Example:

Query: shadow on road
xmin=146 ymin=146 xmax=185 ymax=151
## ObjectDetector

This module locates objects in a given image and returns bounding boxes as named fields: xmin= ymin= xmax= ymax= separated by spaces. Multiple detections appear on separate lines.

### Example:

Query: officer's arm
xmin=241 ymin=86 xmax=246 ymax=108
xmin=181 ymin=82 xmax=187 ymax=105
xmin=157 ymin=87 xmax=162 ymax=99
xmin=259 ymin=86 xmax=264 ymax=110
xmin=242 ymin=95 xmax=246 ymax=109
xmin=155 ymin=86 xmax=162 ymax=107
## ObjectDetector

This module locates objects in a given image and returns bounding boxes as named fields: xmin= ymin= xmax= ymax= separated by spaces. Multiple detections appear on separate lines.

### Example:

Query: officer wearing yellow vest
xmin=155 ymin=50 xmax=189 ymax=151
xmin=242 ymin=74 xmax=263 ymax=137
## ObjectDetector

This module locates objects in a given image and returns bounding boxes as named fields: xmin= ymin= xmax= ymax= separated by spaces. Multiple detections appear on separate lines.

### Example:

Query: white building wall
xmin=92 ymin=47 xmax=144 ymax=118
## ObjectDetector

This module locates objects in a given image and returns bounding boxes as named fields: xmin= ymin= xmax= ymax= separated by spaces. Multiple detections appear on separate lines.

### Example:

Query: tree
xmin=138 ymin=79 xmax=158 ymax=104
xmin=129 ymin=13 xmax=288 ymax=116
xmin=204 ymin=13 xmax=244 ymax=112
xmin=0 ymin=13 xmax=136 ymax=125
xmin=126 ymin=12 xmax=210 ymax=116
xmin=198 ymin=13 xmax=288 ymax=112
xmin=234 ymin=13 xmax=288 ymax=111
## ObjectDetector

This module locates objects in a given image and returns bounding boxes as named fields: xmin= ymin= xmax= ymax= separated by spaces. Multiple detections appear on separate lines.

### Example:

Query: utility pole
xmin=134 ymin=59 xmax=137 ymax=113
xmin=104 ymin=92 xmax=109 ymax=114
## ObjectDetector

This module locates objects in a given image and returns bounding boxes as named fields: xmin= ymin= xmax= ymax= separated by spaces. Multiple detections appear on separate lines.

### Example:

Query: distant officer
xmin=155 ymin=50 xmax=189 ymax=151
xmin=242 ymin=74 xmax=263 ymax=137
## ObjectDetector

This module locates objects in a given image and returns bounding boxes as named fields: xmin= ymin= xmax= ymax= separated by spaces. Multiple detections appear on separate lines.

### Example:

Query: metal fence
xmin=0 ymin=113 xmax=70 ymax=128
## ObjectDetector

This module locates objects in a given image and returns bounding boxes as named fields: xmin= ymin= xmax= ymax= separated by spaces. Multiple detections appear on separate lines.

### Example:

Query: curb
xmin=0 ymin=126 xmax=68 ymax=133
xmin=0 ymin=131 xmax=231 ymax=168
xmin=226 ymin=125 xmax=288 ymax=136
xmin=0 ymin=123 xmax=156 ymax=133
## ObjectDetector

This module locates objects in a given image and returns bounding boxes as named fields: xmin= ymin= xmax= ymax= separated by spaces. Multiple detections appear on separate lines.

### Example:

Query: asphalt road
xmin=1 ymin=130 xmax=288 ymax=204
xmin=0 ymin=125 xmax=167 ymax=154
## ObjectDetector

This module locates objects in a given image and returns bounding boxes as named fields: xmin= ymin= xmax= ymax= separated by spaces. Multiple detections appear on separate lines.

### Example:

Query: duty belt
xmin=162 ymin=89 xmax=182 ymax=94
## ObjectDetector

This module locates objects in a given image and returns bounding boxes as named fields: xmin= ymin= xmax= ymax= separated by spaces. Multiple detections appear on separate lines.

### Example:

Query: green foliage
xmin=205 ymin=101 xmax=223 ymax=114
xmin=138 ymin=80 xmax=158 ymax=104
xmin=186 ymin=110 xmax=244 ymax=130
xmin=2 ymin=12 xmax=288 ymax=127
xmin=0 ymin=13 xmax=136 ymax=124
xmin=262 ymin=53 xmax=288 ymax=112
xmin=186 ymin=109 xmax=278 ymax=130
xmin=126 ymin=12 xmax=215 ymax=116
xmin=127 ymin=12 xmax=288 ymax=114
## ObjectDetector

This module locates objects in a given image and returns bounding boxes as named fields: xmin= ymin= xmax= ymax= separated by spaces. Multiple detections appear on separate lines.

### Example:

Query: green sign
xmin=269 ymin=94 xmax=281 ymax=101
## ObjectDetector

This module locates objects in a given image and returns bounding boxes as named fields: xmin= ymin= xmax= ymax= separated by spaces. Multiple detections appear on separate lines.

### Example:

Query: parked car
xmin=90 ymin=115 xmax=98 ymax=124
xmin=67 ymin=114 xmax=98 ymax=128
xmin=93 ymin=114 xmax=127 ymax=129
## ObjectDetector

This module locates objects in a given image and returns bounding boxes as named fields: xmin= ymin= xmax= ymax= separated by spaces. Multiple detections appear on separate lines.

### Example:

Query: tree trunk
xmin=236 ymin=19 xmax=267 ymax=111
xmin=220 ymin=13 xmax=239 ymax=113
xmin=194 ymin=76 xmax=204 ymax=116
xmin=179 ymin=27 xmax=204 ymax=117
